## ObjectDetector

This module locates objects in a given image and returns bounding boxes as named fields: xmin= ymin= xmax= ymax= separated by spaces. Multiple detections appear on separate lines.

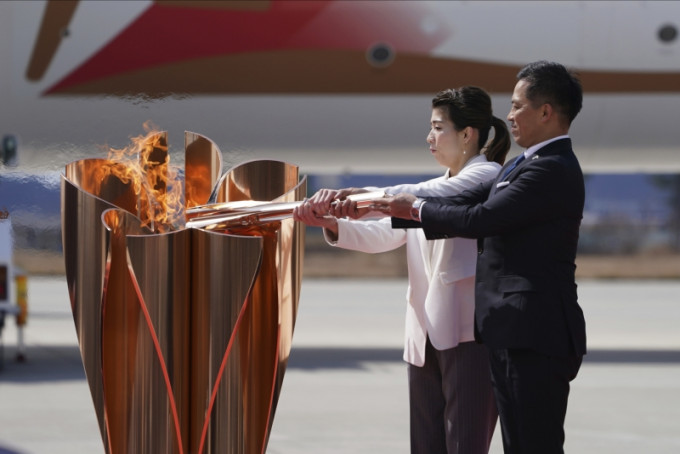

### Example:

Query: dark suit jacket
xmin=394 ymin=138 xmax=586 ymax=357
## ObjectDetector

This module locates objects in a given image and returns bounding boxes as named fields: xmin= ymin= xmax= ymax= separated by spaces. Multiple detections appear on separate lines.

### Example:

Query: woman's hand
xmin=294 ymin=187 xmax=368 ymax=239
xmin=328 ymin=198 xmax=374 ymax=220
xmin=293 ymin=200 xmax=337 ymax=228
xmin=293 ymin=199 xmax=339 ymax=240
xmin=303 ymin=187 xmax=367 ymax=217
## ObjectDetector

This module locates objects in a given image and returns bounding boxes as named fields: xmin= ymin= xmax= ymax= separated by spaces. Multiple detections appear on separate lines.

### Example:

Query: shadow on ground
xmin=2 ymin=345 xmax=680 ymax=383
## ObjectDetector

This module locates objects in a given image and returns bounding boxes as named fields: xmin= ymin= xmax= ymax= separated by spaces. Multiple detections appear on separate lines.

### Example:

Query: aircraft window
xmin=366 ymin=43 xmax=395 ymax=68
xmin=658 ymin=24 xmax=678 ymax=43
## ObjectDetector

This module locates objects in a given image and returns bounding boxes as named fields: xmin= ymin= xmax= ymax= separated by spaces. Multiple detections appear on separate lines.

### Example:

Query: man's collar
xmin=525 ymin=135 xmax=570 ymax=158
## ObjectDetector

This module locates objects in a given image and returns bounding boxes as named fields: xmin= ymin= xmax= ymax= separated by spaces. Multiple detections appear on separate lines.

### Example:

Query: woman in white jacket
xmin=294 ymin=87 xmax=511 ymax=454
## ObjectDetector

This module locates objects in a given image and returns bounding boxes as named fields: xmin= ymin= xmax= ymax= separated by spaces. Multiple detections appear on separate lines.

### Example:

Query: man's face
xmin=507 ymin=79 xmax=544 ymax=149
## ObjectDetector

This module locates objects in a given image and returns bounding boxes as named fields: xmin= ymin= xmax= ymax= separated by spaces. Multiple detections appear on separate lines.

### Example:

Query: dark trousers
xmin=408 ymin=338 xmax=497 ymax=454
xmin=489 ymin=348 xmax=583 ymax=454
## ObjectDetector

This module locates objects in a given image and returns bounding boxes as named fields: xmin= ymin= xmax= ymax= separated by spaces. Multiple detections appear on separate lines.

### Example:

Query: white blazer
xmin=326 ymin=155 xmax=501 ymax=366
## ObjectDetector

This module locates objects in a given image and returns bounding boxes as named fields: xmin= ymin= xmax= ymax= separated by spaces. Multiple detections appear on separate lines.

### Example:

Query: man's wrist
xmin=410 ymin=198 xmax=425 ymax=222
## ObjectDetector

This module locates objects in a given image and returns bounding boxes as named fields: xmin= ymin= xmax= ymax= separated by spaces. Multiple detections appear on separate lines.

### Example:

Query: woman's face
xmin=426 ymin=107 xmax=466 ymax=173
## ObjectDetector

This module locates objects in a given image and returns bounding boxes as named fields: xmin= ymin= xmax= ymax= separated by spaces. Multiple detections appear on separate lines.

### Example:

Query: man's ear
xmin=541 ymin=103 xmax=554 ymax=122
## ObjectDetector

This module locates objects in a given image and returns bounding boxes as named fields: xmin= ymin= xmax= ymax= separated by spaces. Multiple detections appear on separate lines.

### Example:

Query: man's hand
xmin=369 ymin=193 xmax=417 ymax=220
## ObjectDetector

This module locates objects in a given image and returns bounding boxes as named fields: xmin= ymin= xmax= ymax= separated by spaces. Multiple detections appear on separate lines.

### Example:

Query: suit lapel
xmin=490 ymin=138 xmax=572 ymax=196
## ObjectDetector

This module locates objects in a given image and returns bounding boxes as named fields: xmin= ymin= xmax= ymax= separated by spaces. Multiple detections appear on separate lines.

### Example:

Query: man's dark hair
xmin=517 ymin=61 xmax=583 ymax=125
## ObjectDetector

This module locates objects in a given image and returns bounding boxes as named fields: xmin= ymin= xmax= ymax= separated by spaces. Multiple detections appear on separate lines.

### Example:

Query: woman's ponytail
xmin=484 ymin=116 xmax=511 ymax=165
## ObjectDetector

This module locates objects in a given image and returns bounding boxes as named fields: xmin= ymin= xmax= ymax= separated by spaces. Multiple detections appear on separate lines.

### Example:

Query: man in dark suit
xmin=367 ymin=61 xmax=586 ymax=454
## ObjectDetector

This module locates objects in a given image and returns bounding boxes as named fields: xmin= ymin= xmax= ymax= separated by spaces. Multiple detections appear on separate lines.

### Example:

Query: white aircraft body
xmin=0 ymin=0 xmax=679 ymax=178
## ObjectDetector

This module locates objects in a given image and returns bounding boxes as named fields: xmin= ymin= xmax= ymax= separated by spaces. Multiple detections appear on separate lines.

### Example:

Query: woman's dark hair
xmin=517 ymin=60 xmax=583 ymax=125
xmin=431 ymin=86 xmax=511 ymax=165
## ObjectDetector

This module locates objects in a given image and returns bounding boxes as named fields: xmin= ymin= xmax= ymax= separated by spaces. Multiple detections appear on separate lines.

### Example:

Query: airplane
xmin=0 ymin=0 xmax=679 ymax=276
xmin=1 ymin=0 xmax=679 ymax=175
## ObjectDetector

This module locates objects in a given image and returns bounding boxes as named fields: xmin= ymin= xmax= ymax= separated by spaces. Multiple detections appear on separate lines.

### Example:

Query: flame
xmin=94 ymin=121 xmax=184 ymax=232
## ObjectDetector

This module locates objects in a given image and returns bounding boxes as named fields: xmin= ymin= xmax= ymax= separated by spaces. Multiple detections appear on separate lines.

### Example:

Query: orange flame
xmin=94 ymin=121 xmax=184 ymax=233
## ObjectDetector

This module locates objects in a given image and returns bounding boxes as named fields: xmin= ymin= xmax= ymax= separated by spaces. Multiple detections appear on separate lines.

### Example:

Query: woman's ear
xmin=463 ymin=126 xmax=477 ymax=143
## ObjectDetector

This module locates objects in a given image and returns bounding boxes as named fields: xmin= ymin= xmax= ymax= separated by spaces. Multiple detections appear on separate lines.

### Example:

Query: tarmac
xmin=1 ymin=276 xmax=680 ymax=454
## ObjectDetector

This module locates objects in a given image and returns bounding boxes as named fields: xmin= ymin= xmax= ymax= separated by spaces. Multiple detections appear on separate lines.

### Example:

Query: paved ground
xmin=1 ymin=277 xmax=680 ymax=454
